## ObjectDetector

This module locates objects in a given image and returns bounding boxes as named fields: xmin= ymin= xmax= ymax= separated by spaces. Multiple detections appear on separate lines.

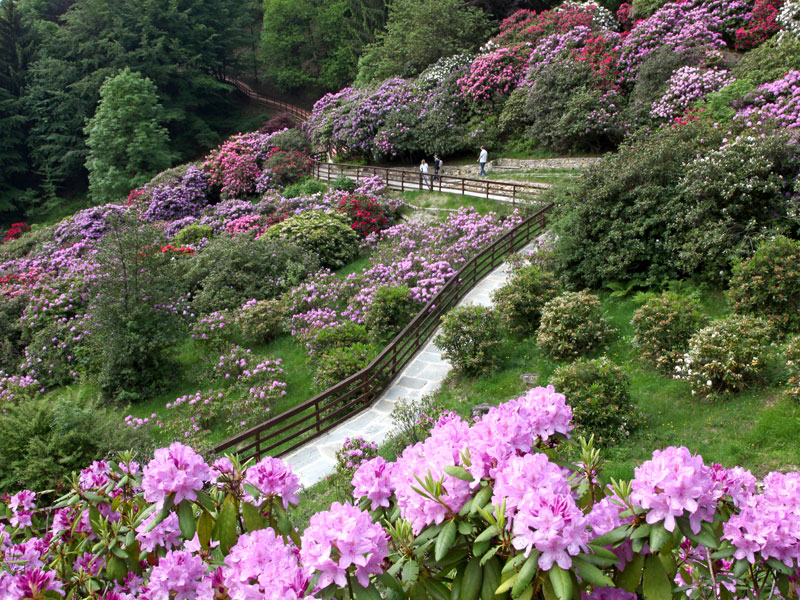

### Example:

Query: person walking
xmin=420 ymin=159 xmax=430 ymax=186
xmin=433 ymin=155 xmax=442 ymax=181
xmin=478 ymin=146 xmax=488 ymax=177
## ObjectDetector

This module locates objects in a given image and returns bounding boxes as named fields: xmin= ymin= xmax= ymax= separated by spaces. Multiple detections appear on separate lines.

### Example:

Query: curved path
xmin=284 ymin=239 xmax=541 ymax=487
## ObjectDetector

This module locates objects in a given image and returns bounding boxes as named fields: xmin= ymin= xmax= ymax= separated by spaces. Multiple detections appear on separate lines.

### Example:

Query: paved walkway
xmin=284 ymin=245 xmax=534 ymax=487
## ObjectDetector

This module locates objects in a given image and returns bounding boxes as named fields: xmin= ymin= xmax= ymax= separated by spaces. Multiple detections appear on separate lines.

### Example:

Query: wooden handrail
xmin=212 ymin=203 xmax=553 ymax=462
xmin=221 ymin=76 xmax=311 ymax=121
xmin=309 ymin=161 xmax=547 ymax=208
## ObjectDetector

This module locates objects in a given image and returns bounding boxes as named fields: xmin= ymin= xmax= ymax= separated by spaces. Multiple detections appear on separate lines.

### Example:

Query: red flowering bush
xmin=736 ymin=0 xmax=783 ymax=49
xmin=572 ymin=32 xmax=623 ymax=85
xmin=494 ymin=5 xmax=599 ymax=47
xmin=261 ymin=148 xmax=313 ymax=189
xmin=337 ymin=193 xmax=389 ymax=237
xmin=2 ymin=223 xmax=30 ymax=244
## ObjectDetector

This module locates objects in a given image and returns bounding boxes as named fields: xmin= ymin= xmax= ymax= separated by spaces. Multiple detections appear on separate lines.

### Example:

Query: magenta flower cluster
xmin=141 ymin=442 xmax=212 ymax=509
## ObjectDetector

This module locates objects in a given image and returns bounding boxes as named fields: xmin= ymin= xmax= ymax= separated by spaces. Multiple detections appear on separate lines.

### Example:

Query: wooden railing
xmin=312 ymin=161 xmax=548 ymax=207
xmin=212 ymin=203 xmax=553 ymax=462
xmin=222 ymin=76 xmax=311 ymax=122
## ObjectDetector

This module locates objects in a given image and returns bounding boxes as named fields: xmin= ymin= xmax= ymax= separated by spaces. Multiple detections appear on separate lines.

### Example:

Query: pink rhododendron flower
xmin=352 ymin=457 xmax=395 ymax=510
xmin=243 ymin=456 xmax=300 ymax=508
xmin=300 ymin=502 xmax=388 ymax=588
xmin=141 ymin=442 xmax=212 ymax=510
xmin=145 ymin=549 xmax=213 ymax=600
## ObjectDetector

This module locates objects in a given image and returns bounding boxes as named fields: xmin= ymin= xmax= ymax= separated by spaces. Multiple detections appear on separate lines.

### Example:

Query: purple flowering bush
xmin=3 ymin=388 xmax=800 ymax=597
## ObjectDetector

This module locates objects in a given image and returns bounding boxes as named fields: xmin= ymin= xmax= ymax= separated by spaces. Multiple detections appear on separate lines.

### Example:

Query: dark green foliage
xmin=526 ymin=59 xmax=619 ymax=153
xmin=537 ymin=291 xmax=615 ymax=360
xmin=0 ymin=393 xmax=152 ymax=493
xmin=261 ymin=0 xmax=363 ymax=91
xmin=264 ymin=210 xmax=359 ymax=270
xmin=435 ymin=305 xmax=504 ymax=375
xmin=364 ymin=285 xmax=419 ymax=341
xmin=550 ymin=121 xmax=723 ymax=288
xmin=90 ymin=215 xmax=185 ymax=403
xmin=269 ymin=128 xmax=312 ymax=154
xmin=550 ymin=357 xmax=638 ymax=446
xmin=313 ymin=341 xmax=379 ymax=390
xmin=332 ymin=175 xmax=357 ymax=192
xmin=307 ymin=322 xmax=371 ymax=358
xmin=0 ymin=294 xmax=27 ymax=372
xmin=0 ymin=0 xmax=35 ymax=215
xmin=84 ymin=68 xmax=173 ymax=203
xmin=283 ymin=178 xmax=327 ymax=198
xmin=355 ymin=0 xmax=493 ymax=83
xmin=729 ymin=236 xmax=800 ymax=335
xmin=25 ymin=0 xmax=251 ymax=190
xmin=491 ymin=264 xmax=559 ymax=337
xmin=632 ymin=292 xmax=706 ymax=372
xmin=185 ymin=234 xmax=318 ymax=314
xmin=732 ymin=36 xmax=800 ymax=87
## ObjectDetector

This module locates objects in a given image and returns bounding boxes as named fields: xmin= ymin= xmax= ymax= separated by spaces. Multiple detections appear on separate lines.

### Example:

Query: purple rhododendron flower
xmin=144 ymin=549 xmax=213 ymax=600
xmin=352 ymin=457 xmax=395 ymax=510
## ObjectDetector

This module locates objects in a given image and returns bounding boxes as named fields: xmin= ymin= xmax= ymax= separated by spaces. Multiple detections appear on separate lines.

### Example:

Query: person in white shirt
xmin=478 ymin=146 xmax=488 ymax=176
xmin=420 ymin=159 xmax=430 ymax=185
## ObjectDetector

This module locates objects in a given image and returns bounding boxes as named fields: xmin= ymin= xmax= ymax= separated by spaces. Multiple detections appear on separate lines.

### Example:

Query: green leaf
xmin=643 ymin=554 xmax=672 ymax=600
xmin=422 ymin=578 xmax=451 ymax=600
xmin=548 ymin=566 xmax=573 ymax=600
xmin=110 ymin=545 xmax=129 ymax=560
xmin=616 ymin=553 xmax=644 ymax=592
xmin=479 ymin=546 xmax=500 ymax=566
xmin=471 ymin=487 xmax=493 ymax=513
xmin=458 ymin=521 xmax=475 ymax=535
xmin=436 ymin=520 xmax=458 ymax=561
xmin=495 ymin=574 xmax=517 ymax=595
xmin=178 ymin=500 xmax=196 ymax=540
xmin=212 ymin=498 xmax=238 ymax=554
xmin=767 ymin=558 xmax=794 ymax=575
xmin=649 ymin=524 xmax=671 ymax=553
xmin=380 ymin=573 xmax=406 ymax=600
xmin=512 ymin=551 xmax=540 ymax=598
xmin=460 ymin=557 xmax=483 ymax=600
xmin=106 ymin=556 xmax=128 ymax=583
xmin=353 ymin=582 xmax=383 ymax=600
xmin=573 ymin=557 xmax=614 ymax=587
xmin=241 ymin=502 xmax=265 ymax=533
xmin=402 ymin=560 xmax=420 ymax=584
xmin=590 ymin=525 xmax=630 ymax=547
xmin=197 ymin=509 xmax=213 ymax=550
xmin=473 ymin=540 xmax=490 ymax=557
xmin=631 ymin=523 xmax=652 ymax=539
xmin=481 ymin=556 xmax=502 ymax=600
xmin=475 ymin=525 xmax=500 ymax=543
xmin=444 ymin=465 xmax=474 ymax=482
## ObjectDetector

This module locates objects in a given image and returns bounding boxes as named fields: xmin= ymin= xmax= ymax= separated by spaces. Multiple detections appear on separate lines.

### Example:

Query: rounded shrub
xmin=313 ymin=342 xmax=379 ymax=390
xmin=173 ymin=223 xmax=213 ymax=246
xmin=550 ymin=357 xmax=639 ymax=446
xmin=675 ymin=315 xmax=774 ymax=399
xmin=435 ymin=305 xmax=504 ymax=375
xmin=783 ymin=335 xmax=800 ymax=401
xmin=307 ymin=323 xmax=371 ymax=359
xmin=364 ymin=285 xmax=419 ymax=341
xmin=537 ymin=291 xmax=615 ymax=360
xmin=237 ymin=298 xmax=287 ymax=344
xmin=729 ymin=236 xmax=800 ymax=335
xmin=491 ymin=264 xmax=559 ymax=337
xmin=283 ymin=178 xmax=327 ymax=198
xmin=332 ymin=175 xmax=357 ymax=192
xmin=264 ymin=210 xmax=360 ymax=270
xmin=632 ymin=292 xmax=706 ymax=372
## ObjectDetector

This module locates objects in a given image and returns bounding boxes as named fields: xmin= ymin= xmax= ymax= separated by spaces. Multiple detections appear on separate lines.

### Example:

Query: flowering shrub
xmin=777 ymin=0 xmax=800 ymax=37
xmin=4 ymin=386 xmax=800 ymax=598
xmin=2 ymin=222 xmax=30 ymax=244
xmin=729 ymin=236 xmax=800 ymax=333
xmin=736 ymin=70 xmax=800 ymax=130
xmin=336 ymin=192 xmax=392 ymax=237
xmin=260 ymin=147 xmax=313 ymax=190
xmin=675 ymin=314 xmax=774 ymax=398
xmin=363 ymin=285 xmax=419 ymax=341
xmin=783 ymin=334 xmax=800 ymax=400
xmin=264 ymin=210 xmax=359 ymax=270
xmin=736 ymin=0 xmax=784 ymax=49
xmin=330 ymin=437 xmax=379 ymax=500
xmin=650 ymin=66 xmax=735 ymax=121
xmin=458 ymin=45 xmax=532 ymax=106
xmin=549 ymin=357 xmax=638 ymax=445
xmin=632 ymin=292 xmax=706 ymax=371
xmin=387 ymin=392 xmax=448 ymax=450
xmin=435 ymin=305 xmax=504 ymax=375
xmin=492 ymin=264 xmax=560 ymax=337
xmin=189 ymin=309 xmax=238 ymax=349
xmin=236 ymin=298 xmax=286 ymax=344
xmin=537 ymin=291 xmax=615 ymax=360
xmin=141 ymin=166 xmax=210 ymax=222
xmin=0 ymin=371 xmax=41 ymax=406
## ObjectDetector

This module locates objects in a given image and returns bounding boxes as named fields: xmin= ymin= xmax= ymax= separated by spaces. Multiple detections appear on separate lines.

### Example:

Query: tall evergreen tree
xmin=0 ymin=0 xmax=35 ymax=215
xmin=84 ymin=68 xmax=173 ymax=203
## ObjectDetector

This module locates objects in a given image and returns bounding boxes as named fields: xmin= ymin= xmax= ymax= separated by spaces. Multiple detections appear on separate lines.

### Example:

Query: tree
xmin=84 ymin=68 xmax=173 ymax=203
xmin=355 ymin=0 xmax=493 ymax=84
xmin=0 ymin=0 xmax=35 ymax=216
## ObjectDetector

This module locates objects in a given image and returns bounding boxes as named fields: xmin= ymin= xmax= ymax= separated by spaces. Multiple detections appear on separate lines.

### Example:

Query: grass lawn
xmin=487 ymin=167 xmax=581 ymax=185
xmin=401 ymin=190 xmax=527 ymax=216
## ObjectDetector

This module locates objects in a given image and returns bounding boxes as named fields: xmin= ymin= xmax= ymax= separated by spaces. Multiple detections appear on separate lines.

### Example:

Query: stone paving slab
xmin=286 ymin=239 xmax=541 ymax=488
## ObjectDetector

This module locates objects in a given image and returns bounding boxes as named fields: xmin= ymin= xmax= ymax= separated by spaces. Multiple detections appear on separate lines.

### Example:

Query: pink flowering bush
xmin=650 ymin=66 xmax=735 ymax=121
xmin=2 ymin=388 xmax=800 ymax=599
xmin=458 ymin=45 xmax=532 ymax=107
